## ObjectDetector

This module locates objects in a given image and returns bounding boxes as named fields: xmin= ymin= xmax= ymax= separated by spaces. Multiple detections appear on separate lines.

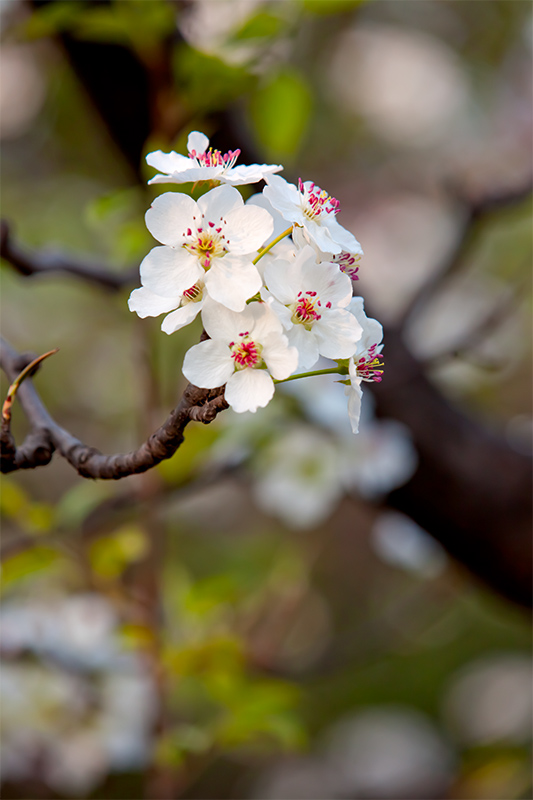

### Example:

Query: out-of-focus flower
xmin=262 ymin=246 xmax=361 ymax=369
xmin=133 ymin=184 xmax=272 ymax=313
xmin=183 ymin=300 xmax=298 ymax=413
xmin=252 ymin=418 xmax=416 ymax=529
xmin=147 ymin=131 xmax=282 ymax=186
xmin=264 ymin=174 xmax=361 ymax=256
xmin=372 ymin=512 xmax=447 ymax=578
xmin=444 ymin=654 xmax=533 ymax=746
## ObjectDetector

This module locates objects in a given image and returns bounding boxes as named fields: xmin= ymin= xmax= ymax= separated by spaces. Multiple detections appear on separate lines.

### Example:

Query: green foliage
xmin=1 ymin=480 xmax=53 ymax=534
xmin=173 ymin=45 xmax=256 ymax=114
xmin=250 ymin=68 xmax=313 ymax=162
xmin=230 ymin=11 xmax=284 ymax=42
xmin=1 ymin=546 xmax=62 ymax=593
xmin=22 ymin=0 xmax=175 ymax=60
xmin=89 ymin=525 xmax=149 ymax=580
xmin=302 ymin=0 xmax=369 ymax=14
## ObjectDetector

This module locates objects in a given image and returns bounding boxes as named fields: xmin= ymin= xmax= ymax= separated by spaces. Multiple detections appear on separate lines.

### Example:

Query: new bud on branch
xmin=129 ymin=131 xmax=384 ymax=425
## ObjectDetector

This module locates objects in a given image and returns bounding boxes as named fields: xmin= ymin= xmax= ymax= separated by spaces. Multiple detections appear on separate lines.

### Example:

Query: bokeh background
xmin=1 ymin=1 xmax=532 ymax=798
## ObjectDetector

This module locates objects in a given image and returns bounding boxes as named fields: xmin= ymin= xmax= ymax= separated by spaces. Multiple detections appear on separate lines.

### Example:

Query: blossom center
xmin=183 ymin=221 xmax=227 ymax=268
xmin=356 ymin=344 xmax=384 ymax=382
xmin=182 ymin=281 xmax=204 ymax=303
xmin=291 ymin=291 xmax=322 ymax=329
xmin=334 ymin=252 xmax=360 ymax=281
xmin=298 ymin=178 xmax=340 ymax=221
xmin=189 ymin=146 xmax=241 ymax=172
xmin=229 ymin=332 xmax=263 ymax=370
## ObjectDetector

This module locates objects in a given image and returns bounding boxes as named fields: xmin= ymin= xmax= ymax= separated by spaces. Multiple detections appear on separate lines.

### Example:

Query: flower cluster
xmin=129 ymin=131 xmax=384 ymax=429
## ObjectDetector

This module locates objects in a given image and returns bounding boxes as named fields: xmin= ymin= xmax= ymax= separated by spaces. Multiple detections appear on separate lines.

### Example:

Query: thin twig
xmin=0 ymin=336 xmax=228 ymax=479
xmin=1 ymin=220 xmax=139 ymax=292
xmin=399 ymin=182 xmax=532 ymax=331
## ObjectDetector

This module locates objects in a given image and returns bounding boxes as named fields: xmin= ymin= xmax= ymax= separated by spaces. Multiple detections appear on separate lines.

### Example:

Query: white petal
xmin=145 ymin=193 xmax=196 ymax=246
xmin=161 ymin=300 xmax=203 ymax=334
xmin=263 ymin=257 xmax=300 ymax=304
xmin=325 ymin=217 xmax=363 ymax=253
xmin=263 ymin=175 xmax=302 ymax=223
xmin=146 ymin=150 xmax=190 ymax=174
xmin=300 ymin=258 xmax=353 ymax=307
xmin=347 ymin=379 xmax=363 ymax=434
xmin=187 ymin=131 xmax=209 ymax=154
xmin=224 ymin=204 xmax=274 ymax=254
xmin=205 ymin=255 xmax=262 ymax=312
xmin=200 ymin=299 xmax=245 ymax=343
xmin=349 ymin=297 xmax=383 ymax=352
xmin=197 ymin=183 xmax=242 ymax=221
xmin=140 ymin=246 xmax=202 ymax=297
xmin=305 ymin=221 xmax=342 ymax=255
xmin=314 ymin=310 xmax=363 ymax=359
xmin=287 ymin=324 xmax=320 ymax=370
xmin=148 ymin=166 xmax=222 ymax=185
xmin=261 ymin=333 xmax=298 ymax=379
xmin=128 ymin=286 xmax=180 ymax=318
xmin=226 ymin=163 xmax=283 ymax=185
xmin=247 ymin=192 xmax=291 ymax=246
xmin=247 ymin=300 xmax=284 ymax=340
xmin=225 ymin=369 xmax=274 ymax=413
xmin=182 ymin=340 xmax=234 ymax=388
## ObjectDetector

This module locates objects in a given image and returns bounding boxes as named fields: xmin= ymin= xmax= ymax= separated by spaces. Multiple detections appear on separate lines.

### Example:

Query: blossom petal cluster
xmin=129 ymin=131 xmax=384 ymax=424
xmin=146 ymin=131 xmax=283 ymax=187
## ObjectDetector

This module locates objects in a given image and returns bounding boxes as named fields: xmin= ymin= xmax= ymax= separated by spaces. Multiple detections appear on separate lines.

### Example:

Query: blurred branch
xmin=399 ymin=182 xmax=533 ymax=331
xmin=372 ymin=325 xmax=533 ymax=608
xmin=423 ymin=276 xmax=528 ymax=368
xmin=1 ymin=220 xmax=138 ymax=292
xmin=0 ymin=336 xmax=228 ymax=479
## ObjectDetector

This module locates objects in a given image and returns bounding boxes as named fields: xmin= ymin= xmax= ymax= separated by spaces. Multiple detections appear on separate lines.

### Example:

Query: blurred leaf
xmin=157 ymin=422 xmax=219 ymax=485
xmin=0 ymin=480 xmax=29 ymax=519
xmin=165 ymin=636 xmax=245 ymax=678
xmin=302 ymin=0 xmax=368 ymax=14
xmin=173 ymin=44 xmax=255 ymax=113
xmin=250 ymin=68 xmax=312 ymax=161
xmin=0 ymin=480 xmax=53 ymax=534
xmin=54 ymin=482 xmax=115 ymax=529
xmin=89 ymin=524 xmax=149 ymax=579
xmin=20 ymin=1 xmax=83 ymax=39
xmin=155 ymin=724 xmax=212 ymax=767
xmin=1 ymin=546 xmax=60 ymax=592
xmin=210 ymin=675 xmax=305 ymax=750
xmin=231 ymin=11 xmax=283 ymax=41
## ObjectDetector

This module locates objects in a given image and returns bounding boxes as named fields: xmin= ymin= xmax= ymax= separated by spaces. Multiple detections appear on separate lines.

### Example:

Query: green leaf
xmin=21 ymin=1 xmax=83 ymax=40
xmin=231 ymin=11 xmax=283 ymax=41
xmin=89 ymin=525 xmax=149 ymax=580
xmin=302 ymin=0 xmax=369 ymax=14
xmin=1 ymin=546 xmax=61 ymax=592
xmin=250 ymin=69 xmax=312 ymax=162
xmin=173 ymin=45 xmax=255 ymax=113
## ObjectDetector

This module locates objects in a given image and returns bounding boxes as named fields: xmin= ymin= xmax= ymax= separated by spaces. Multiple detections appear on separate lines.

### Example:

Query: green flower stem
xmin=274 ymin=366 xmax=348 ymax=385
xmin=253 ymin=227 xmax=293 ymax=264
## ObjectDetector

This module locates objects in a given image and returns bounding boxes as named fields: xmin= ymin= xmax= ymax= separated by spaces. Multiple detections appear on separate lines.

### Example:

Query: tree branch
xmin=399 ymin=182 xmax=532 ymax=331
xmin=0 ymin=337 xmax=228 ymax=479
xmin=1 ymin=220 xmax=138 ymax=292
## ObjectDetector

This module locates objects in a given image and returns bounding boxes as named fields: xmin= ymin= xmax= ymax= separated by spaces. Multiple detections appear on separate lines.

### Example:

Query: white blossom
xmin=182 ymin=300 xmax=298 ymax=413
xmin=262 ymin=246 xmax=362 ymax=369
xmin=345 ymin=297 xmax=384 ymax=434
xmin=263 ymin=174 xmax=362 ymax=256
xmin=293 ymin=225 xmax=363 ymax=279
xmin=128 ymin=282 xmax=207 ymax=334
xmin=136 ymin=184 xmax=272 ymax=313
xmin=146 ymin=131 xmax=283 ymax=187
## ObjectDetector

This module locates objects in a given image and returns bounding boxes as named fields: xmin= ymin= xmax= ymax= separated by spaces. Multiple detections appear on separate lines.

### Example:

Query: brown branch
xmin=0 ymin=337 xmax=228 ymax=480
xmin=399 ymin=181 xmax=533 ymax=331
xmin=1 ymin=220 xmax=139 ymax=292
